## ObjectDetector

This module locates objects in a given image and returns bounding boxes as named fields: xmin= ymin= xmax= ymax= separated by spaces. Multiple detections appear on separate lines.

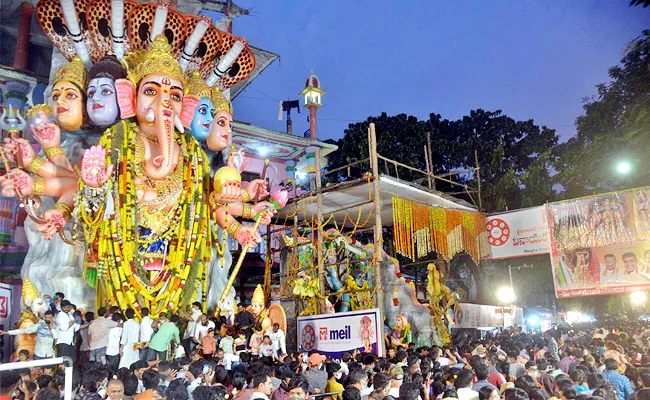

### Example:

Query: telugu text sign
xmin=486 ymin=207 xmax=550 ymax=259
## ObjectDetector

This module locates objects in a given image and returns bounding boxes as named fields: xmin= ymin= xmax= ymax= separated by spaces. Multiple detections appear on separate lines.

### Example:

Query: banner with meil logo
xmin=297 ymin=308 xmax=383 ymax=359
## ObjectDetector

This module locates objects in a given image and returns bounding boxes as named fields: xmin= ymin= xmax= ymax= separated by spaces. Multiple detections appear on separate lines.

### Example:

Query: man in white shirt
xmin=181 ymin=302 xmax=203 ymax=354
xmin=0 ymin=310 xmax=56 ymax=359
xmin=106 ymin=313 xmax=124 ymax=368
xmin=387 ymin=366 xmax=403 ymax=398
xmin=119 ymin=308 xmax=141 ymax=369
xmin=186 ymin=362 xmax=204 ymax=400
xmin=54 ymin=300 xmax=79 ymax=362
xmin=193 ymin=314 xmax=216 ymax=343
xmin=139 ymin=307 xmax=154 ymax=361
xmin=266 ymin=323 xmax=287 ymax=358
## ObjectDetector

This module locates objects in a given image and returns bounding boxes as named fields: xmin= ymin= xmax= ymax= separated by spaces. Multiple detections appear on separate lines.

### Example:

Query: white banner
xmin=0 ymin=283 xmax=13 ymax=362
xmin=455 ymin=303 xmax=503 ymax=329
xmin=297 ymin=309 xmax=383 ymax=360
xmin=486 ymin=207 xmax=550 ymax=259
xmin=454 ymin=303 xmax=524 ymax=329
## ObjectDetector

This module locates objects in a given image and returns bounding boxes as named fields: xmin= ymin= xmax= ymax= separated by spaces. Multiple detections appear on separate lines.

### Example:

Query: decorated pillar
xmin=285 ymin=159 xmax=297 ymax=185
xmin=305 ymin=146 xmax=317 ymax=180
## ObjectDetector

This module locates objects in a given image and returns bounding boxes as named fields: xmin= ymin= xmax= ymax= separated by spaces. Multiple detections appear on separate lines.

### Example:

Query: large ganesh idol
xmin=0 ymin=0 xmax=269 ymax=313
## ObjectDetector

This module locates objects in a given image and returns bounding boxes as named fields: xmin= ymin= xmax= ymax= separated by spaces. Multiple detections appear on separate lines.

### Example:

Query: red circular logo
xmin=301 ymin=324 xmax=316 ymax=351
xmin=487 ymin=218 xmax=510 ymax=246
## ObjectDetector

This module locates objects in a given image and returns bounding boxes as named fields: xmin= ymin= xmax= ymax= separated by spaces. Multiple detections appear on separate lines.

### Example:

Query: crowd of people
xmin=2 ymin=293 xmax=650 ymax=400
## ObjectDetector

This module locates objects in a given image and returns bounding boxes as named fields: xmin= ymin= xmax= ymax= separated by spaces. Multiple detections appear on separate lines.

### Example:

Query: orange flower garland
xmin=392 ymin=196 xmax=489 ymax=262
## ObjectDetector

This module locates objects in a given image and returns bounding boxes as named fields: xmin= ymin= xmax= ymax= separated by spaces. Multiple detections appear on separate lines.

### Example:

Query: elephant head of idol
xmin=115 ymin=35 xmax=186 ymax=180
xmin=180 ymin=72 xmax=215 ymax=142
xmin=51 ymin=56 xmax=88 ymax=132
xmin=86 ymin=55 xmax=126 ymax=128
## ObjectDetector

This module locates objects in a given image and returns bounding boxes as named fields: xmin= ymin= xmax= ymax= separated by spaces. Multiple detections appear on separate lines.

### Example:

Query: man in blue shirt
xmin=603 ymin=358 xmax=634 ymax=400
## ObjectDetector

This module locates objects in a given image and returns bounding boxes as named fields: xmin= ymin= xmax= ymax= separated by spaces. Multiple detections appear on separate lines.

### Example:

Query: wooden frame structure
xmin=260 ymin=123 xmax=482 ymax=353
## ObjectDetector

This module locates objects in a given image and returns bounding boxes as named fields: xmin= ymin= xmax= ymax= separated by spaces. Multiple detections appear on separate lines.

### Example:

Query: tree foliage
xmin=556 ymin=30 xmax=650 ymax=198
xmin=325 ymin=110 xmax=560 ymax=213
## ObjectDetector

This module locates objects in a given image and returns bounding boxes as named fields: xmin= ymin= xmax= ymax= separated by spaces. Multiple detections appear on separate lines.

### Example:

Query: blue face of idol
xmin=190 ymin=98 xmax=215 ymax=141
xmin=86 ymin=77 xmax=119 ymax=127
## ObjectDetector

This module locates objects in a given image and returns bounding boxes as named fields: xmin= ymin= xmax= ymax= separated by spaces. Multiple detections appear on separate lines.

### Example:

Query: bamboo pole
xmin=427 ymin=131 xmax=435 ymax=190
xmin=424 ymin=145 xmax=432 ymax=189
xmin=369 ymin=123 xmax=386 ymax=356
xmin=377 ymin=155 xmax=468 ymax=189
xmin=315 ymin=148 xmax=327 ymax=313
xmin=475 ymin=150 xmax=483 ymax=211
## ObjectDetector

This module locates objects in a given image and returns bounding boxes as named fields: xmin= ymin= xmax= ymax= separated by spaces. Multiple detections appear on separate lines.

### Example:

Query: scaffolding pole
xmin=315 ymin=148 xmax=327 ymax=313
xmin=369 ymin=123 xmax=386 ymax=356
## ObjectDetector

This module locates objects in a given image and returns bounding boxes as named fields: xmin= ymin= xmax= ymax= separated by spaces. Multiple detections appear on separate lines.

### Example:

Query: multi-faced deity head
xmin=52 ymin=56 xmax=88 ymax=131
xmin=87 ymin=55 xmax=126 ymax=127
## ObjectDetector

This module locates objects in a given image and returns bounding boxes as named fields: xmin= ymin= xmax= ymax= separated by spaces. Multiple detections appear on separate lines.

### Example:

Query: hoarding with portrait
xmin=547 ymin=187 xmax=650 ymax=298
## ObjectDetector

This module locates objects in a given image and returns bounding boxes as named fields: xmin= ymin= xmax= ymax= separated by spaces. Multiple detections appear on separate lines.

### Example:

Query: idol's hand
xmin=35 ymin=208 xmax=67 ymax=240
xmin=234 ymin=225 xmax=262 ymax=247
xmin=81 ymin=145 xmax=113 ymax=188
xmin=1 ymin=168 xmax=33 ymax=197
xmin=252 ymin=202 xmax=277 ymax=225
xmin=246 ymin=179 xmax=269 ymax=201
xmin=227 ymin=149 xmax=247 ymax=173
xmin=3 ymin=138 xmax=36 ymax=165
xmin=30 ymin=111 xmax=61 ymax=149
xmin=219 ymin=181 xmax=242 ymax=201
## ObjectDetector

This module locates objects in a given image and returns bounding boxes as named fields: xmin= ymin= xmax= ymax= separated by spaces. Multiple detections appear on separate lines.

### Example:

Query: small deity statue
xmin=13 ymin=279 xmax=50 ymax=358
xmin=390 ymin=313 xmax=412 ymax=350
xmin=249 ymin=284 xmax=286 ymax=334
xmin=251 ymin=284 xmax=272 ymax=333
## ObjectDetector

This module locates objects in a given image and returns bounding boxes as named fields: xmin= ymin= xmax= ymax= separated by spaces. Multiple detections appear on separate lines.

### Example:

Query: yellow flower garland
xmin=75 ymin=121 xmax=212 ymax=317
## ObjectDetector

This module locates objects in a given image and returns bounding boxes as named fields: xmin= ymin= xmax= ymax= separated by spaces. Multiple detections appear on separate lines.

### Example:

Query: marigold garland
xmin=74 ymin=121 xmax=212 ymax=318
xmin=392 ymin=196 xmax=489 ymax=262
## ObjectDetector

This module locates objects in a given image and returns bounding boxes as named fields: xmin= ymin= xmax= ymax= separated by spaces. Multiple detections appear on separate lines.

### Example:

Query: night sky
xmin=209 ymin=1 xmax=649 ymax=143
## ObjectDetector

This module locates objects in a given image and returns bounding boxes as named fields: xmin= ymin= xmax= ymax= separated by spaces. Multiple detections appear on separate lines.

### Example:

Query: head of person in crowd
xmin=253 ymin=372 xmax=274 ymax=398
xmin=288 ymin=375 xmax=309 ymax=400
xmin=504 ymin=388 xmax=529 ymax=400
xmin=399 ymin=382 xmax=420 ymax=400
xmin=348 ymin=368 xmax=368 ymax=391
xmin=478 ymin=386 xmax=500 ymax=400
xmin=142 ymin=369 xmax=160 ymax=391
xmin=342 ymin=387 xmax=361 ymax=400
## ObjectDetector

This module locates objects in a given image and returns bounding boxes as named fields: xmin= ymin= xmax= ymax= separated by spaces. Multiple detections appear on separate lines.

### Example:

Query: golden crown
xmin=252 ymin=284 xmax=265 ymax=305
xmin=22 ymin=278 xmax=40 ymax=305
xmin=125 ymin=35 xmax=185 ymax=87
xmin=184 ymin=72 xmax=211 ymax=98
xmin=211 ymin=86 xmax=233 ymax=116
xmin=53 ymin=56 xmax=88 ymax=91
